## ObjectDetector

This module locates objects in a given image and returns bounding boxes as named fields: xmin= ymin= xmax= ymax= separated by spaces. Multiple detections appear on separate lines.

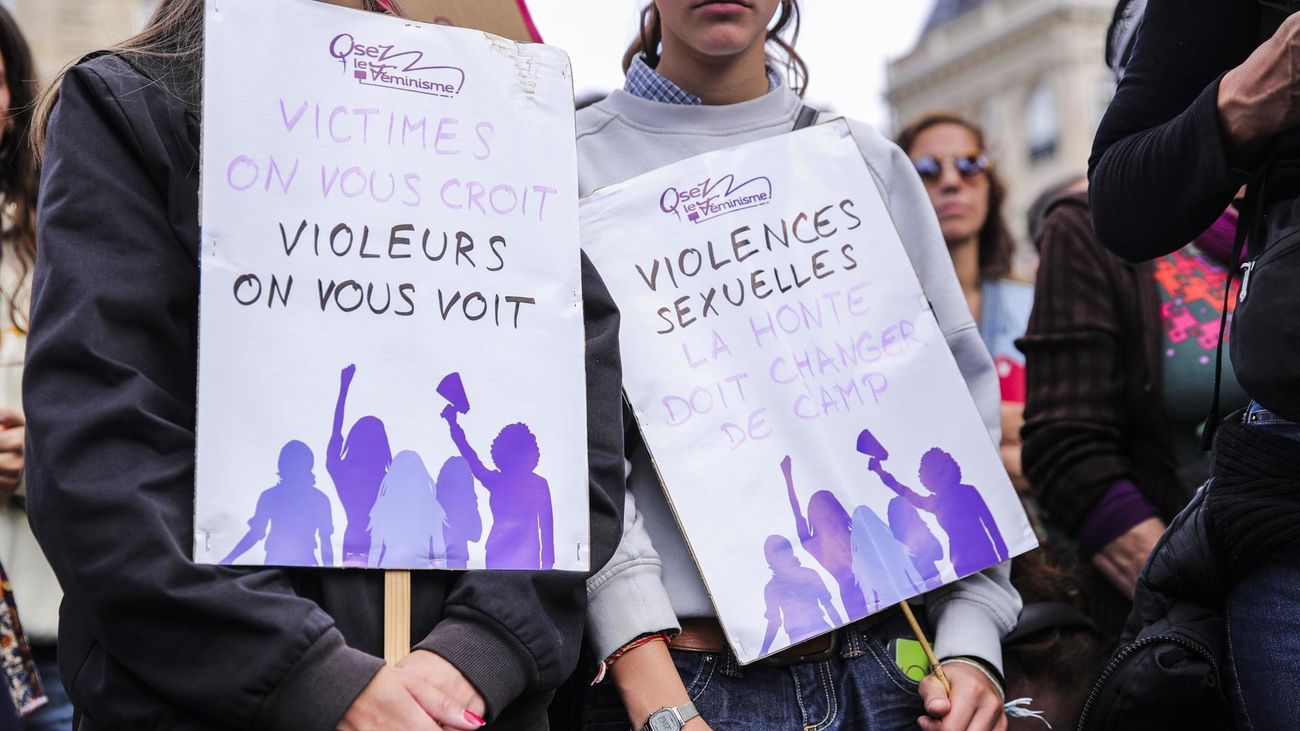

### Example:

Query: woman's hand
xmin=337 ymin=666 xmax=484 ymax=731
xmin=612 ymin=640 xmax=713 ymax=731
xmin=0 ymin=409 xmax=25 ymax=497
xmin=918 ymin=662 xmax=1006 ymax=731
xmin=398 ymin=650 xmax=487 ymax=721
xmin=1218 ymin=13 xmax=1300 ymax=162
xmin=1091 ymin=516 xmax=1166 ymax=599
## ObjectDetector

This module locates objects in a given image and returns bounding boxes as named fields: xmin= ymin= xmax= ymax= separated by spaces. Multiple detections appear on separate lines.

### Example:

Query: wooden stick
xmin=899 ymin=601 xmax=950 ymax=694
xmin=384 ymin=570 xmax=411 ymax=666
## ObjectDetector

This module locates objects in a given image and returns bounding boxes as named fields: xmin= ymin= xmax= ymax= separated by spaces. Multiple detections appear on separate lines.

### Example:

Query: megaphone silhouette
xmin=437 ymin=372 xmax=470 ymax=415
xmin=855 ymin=428 xmax=888 ymax=460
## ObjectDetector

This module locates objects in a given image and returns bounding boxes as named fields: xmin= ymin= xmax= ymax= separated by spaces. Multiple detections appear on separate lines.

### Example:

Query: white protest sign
xmin=581 ymin=120 xmax=1037 ymax=662
xmin=195 ymin=0 xmax=588 ymax=572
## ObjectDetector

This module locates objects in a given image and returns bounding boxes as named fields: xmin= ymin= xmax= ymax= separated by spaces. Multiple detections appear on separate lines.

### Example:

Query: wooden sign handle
xmin=899 ymin=601 xmax=951 ymax=694
xmin=384 ymin=570 xmax=411 ymax=665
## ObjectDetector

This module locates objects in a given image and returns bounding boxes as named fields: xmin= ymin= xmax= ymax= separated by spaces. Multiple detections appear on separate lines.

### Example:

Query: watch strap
xmin=639 ymin=700 xmax=700 ymax=731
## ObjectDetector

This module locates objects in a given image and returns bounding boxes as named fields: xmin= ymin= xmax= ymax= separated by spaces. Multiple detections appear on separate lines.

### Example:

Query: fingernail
xmin=464 ymin=710 xmax=485 ymax=726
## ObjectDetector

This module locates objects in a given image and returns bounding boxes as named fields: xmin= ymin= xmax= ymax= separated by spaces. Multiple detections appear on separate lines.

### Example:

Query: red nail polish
xmin=464 ymin=710 xmax=485 ymax=726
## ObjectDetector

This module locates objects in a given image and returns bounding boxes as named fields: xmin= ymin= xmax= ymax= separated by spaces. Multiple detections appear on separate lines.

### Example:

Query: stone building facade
xmin=4 ymin=0 xmax=154 ymax=81
xmin=887 ymin=0 xmax=1115 ymax=274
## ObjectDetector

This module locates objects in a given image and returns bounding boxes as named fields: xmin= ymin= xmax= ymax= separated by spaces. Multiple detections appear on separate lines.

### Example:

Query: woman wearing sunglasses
xmin=577 ymin=4 xmax=1020 ymax=731
xmin=897 ymin=116 xmax=1030 ymax=501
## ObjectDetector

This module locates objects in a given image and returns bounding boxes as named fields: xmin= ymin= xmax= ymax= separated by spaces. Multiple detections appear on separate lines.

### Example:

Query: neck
xmin=655 ymin=37 xmax=770 ymax=105
xmin=949 ymin=237 xmax=983 ymax=321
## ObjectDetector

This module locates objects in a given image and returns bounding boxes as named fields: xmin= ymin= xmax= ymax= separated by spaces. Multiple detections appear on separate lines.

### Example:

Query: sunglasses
xmin=912 ymin=154 xmax=993 ymax=183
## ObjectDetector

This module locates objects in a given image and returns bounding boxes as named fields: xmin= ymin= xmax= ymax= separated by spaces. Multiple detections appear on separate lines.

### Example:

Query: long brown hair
xmin=622 ymin=1 xmax=808 ymax=97
xmin=895 ymin=112 xmax=1014 ymax=281
xmin=0 ymin=6 xmax=38 ymax=332
xmin=33 ymin=0 xmax=401 ymax=154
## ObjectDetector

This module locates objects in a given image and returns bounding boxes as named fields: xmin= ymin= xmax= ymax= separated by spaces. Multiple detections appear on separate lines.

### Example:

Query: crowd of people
xmin=0 ymin=0 xmax=1295 ymax=729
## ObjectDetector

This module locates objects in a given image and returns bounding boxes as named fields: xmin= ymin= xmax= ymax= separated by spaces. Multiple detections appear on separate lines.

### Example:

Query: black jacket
xmin=26 ymin=54 xmax=624 ymax=731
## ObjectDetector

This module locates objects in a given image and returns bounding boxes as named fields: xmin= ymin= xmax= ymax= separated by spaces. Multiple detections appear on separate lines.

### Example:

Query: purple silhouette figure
xmin=886 ymin=496 xmax=945 ymax=590
xmin=368 ymin=450 xmax=447 ymax=568
xmin=760 ymin=535 xmax=842 ymax=655
xmin=435 ymin=456 xmax=482 ymax=569
xmin=782 ymin=455 xmax=869 ymax=619
xmin=856 ymin=427 xmax=944 ymax=589
xmin=222 ymin=440 xmax=334 ymax=567
xmin=439 ymin=374 xmax=554 ymax=569
xmin=326 ymin=364 xmax=393 ymax=567
xmin=850 ymin=506 xmax=925 ymax=614
xmin=868 ymin=448 xmax=1010 ymax=578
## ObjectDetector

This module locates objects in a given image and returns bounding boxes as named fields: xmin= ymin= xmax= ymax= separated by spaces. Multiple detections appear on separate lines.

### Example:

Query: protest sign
xmin=194 ymin=0 xmax=587 ymax=573
xmin=581 ymin=120 xmax=1037 ymax=662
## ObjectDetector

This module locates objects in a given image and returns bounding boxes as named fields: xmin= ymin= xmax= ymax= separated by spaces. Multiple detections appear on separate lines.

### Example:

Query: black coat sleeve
xmin=1089 ymin=0 xmax=1259 ymax=261
xmin=25 ymin=60 xmax=382 ymax=730
xmin=415 ymin=254 xmax=625 ymax=719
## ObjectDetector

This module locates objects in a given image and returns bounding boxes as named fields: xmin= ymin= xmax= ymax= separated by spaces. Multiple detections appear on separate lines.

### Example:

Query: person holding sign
xmin=24 ymin=0 xmax=628 ymax=729
xmin=579 ymin=2 xmax=1020 ymax=731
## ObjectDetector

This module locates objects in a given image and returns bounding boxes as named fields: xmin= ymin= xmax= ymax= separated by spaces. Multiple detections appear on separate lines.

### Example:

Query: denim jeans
xmin=1226 ymin=403 xmax=1300 ymax=730
xmin=584 ymin=612 xmax=925 ymax=730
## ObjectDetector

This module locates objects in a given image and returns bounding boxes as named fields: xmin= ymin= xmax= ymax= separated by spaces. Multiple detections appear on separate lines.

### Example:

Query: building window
xmin=1025 ymin=80 xmax=1058 ymax=164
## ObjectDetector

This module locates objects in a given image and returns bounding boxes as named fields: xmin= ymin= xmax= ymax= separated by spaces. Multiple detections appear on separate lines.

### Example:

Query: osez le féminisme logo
xmin=329 ymin=32 xmax=466 ymax=98
xmin=659 ymin=174 xmax=773 ymax=224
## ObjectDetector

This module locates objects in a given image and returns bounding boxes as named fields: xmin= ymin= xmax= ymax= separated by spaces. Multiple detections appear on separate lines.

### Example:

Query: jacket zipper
xmin=1239 ymin=261 xmax=1255 ymax=303
xmin=1076 ymin=631 xmax=1220 ymax=730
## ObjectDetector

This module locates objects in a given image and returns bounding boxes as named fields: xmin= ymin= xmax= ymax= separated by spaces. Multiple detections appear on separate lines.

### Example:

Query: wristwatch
xmin=639 ymin=701 xmax=700 ymax=731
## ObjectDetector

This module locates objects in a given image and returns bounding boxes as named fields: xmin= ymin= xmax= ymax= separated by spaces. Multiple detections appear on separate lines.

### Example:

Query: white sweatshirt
xmin=578 ymin=85 xmax=1021 ymax=674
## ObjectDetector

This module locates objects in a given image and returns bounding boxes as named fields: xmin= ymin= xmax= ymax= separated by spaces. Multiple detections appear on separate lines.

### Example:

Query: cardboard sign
xmin=194 ymin=0 xmax=588 ymax=572
xmin=581 ymin=120 xmax=1038 ymax=662
xmin=402 ymin=0 xmax=542 ymax=43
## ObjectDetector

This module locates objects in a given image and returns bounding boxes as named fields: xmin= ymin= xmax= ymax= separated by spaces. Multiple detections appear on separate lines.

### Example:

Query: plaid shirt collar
xmin=624 ymin=55 xmax=782 ymax=105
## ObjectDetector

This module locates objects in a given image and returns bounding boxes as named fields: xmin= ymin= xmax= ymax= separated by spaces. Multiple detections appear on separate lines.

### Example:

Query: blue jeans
xmin=584 ymin=613 xmax=924 ymax=730
xmin=23 ymin=650 xmax=73 ymax=731
xmin=1226 ymin=404 xmax=1300 ymax=730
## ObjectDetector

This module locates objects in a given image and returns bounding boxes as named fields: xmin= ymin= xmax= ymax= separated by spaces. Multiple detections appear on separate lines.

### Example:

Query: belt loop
xmin=721 ymin=648 xmax=745 ymax=678
xmin=840 ymin=625 xmax=866 ymax=659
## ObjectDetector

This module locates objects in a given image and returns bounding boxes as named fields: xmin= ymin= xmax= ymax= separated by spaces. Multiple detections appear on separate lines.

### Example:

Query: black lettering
xmin=841 ymin=243 xmax=859 ymax=271
xmin=437 ymin=289 xmax=461 ymax=320
xmin=233 ymin=274 xmax=261 ymax=306
xmin=454 ymin=231 xmax=476 ymax=267
xmin=269 ymin=274 xmax=293 ymax=308
xmin=423 ymin=230 xmax=450 ymax=261
xmin=673 ymin=295 xmax=696 ymax=329
xmin=488 ymin=235 xmax=507 ymax=272
xmin=655 ymin=306 xmax=675 ymax=335
xmin=366 ymin=282 xmax=391 ymax=314
xmin=389 ymin=225 xmax=414 ymax=259
xmin=504 ymin=295 xmax=535 ymax=328
xmin=358 ymin=226 xmax=379 ymax=259
xmin=812 ymin=249 xmax=833 ymax=279
xmin=791 ymin=213 xmax=818 ymax=244
xmin=840 ymin=199 xmax=861 ymax=230
xmin=814 ymin=205 xmax=837 ymax=238
xmin=334 ymin=280 xmax=364 ymax=312
xmin=396 ymin=283 xmax=416 ymax=316
xmin=280 ymin=220 xmax=309 ymax=256
xmin=330 ymin=223 xmax=354 ymax=256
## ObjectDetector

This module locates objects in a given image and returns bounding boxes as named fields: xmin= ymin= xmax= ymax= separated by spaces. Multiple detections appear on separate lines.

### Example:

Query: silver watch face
xmin=648 ymin=709 xmax=682 ymax=731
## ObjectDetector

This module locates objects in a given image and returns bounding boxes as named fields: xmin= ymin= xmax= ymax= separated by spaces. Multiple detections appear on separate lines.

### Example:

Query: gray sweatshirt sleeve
xmin=585 ymin=460 xmax=682 ymax=661
xmin=848 ymin=121 xmax=1022 ymax=674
